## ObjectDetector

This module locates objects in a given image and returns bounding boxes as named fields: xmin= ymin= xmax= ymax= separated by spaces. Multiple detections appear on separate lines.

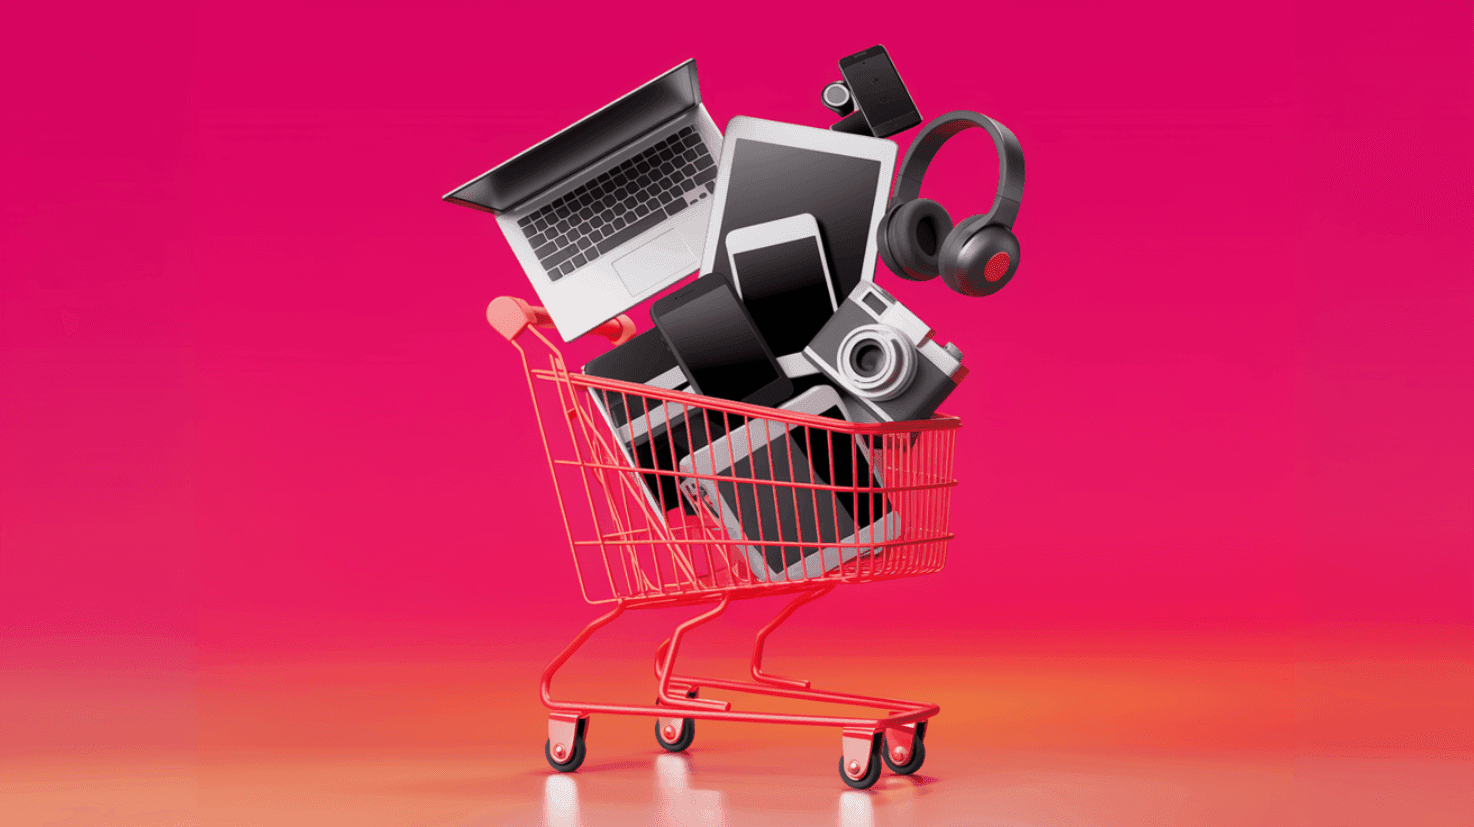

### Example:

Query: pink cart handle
xmin=487 ymin=296 xmax=637 ymax=346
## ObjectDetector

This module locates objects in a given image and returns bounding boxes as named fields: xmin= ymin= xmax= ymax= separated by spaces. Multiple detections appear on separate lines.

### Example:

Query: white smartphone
xmin=725 ymin=213 xmax=839 ymax=378
xmin=678 ymin=385 xmax=898 ymax=583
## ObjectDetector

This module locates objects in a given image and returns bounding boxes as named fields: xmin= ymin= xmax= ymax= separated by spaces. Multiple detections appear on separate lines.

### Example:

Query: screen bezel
xmin=698 ymin=117 xmax=896 ymax=300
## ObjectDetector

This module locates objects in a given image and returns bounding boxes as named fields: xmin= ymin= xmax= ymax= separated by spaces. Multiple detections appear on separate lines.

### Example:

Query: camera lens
xmin=836 ymin=324 xmax=916 ymax=401
xmin=850 ymin=342 xmax=885 ymax=376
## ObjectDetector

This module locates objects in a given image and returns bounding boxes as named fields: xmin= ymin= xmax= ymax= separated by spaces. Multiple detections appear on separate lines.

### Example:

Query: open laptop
xmin=444 ymin=60 xmax=721 ymax=341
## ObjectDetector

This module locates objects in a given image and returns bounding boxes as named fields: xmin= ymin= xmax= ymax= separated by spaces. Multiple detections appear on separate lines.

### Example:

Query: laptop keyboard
xmin=518 ymin=125 xmax=718 ymax=281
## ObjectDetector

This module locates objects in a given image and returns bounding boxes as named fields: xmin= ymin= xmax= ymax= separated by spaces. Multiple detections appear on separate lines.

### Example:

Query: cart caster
xmin=839 ymin=731 xmax=883 ymax=790
xmin=655 ymin=689 xmax=699 ymax=752
xmin=546 ymin=716 xmax=588 ymax=772
xmin=882 ymin=722 xmax=927 ymax=775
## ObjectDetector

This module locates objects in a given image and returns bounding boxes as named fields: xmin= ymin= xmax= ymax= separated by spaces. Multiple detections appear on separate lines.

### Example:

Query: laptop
xmin=444 ymin=60 xmax=721 ymax=342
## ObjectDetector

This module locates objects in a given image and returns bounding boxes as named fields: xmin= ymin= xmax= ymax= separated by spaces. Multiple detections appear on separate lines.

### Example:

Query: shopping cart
xmin=489 ymin=295 xmax=961 ymax=789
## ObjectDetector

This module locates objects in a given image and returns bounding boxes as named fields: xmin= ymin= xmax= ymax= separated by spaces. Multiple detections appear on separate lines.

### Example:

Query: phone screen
xmin=657 ymin=280 xmax=785 ymax=402
xmin=732 ymin=237 xmax=835 ymax=356
xmin=841 ymin=49 xmax=920 ymax=133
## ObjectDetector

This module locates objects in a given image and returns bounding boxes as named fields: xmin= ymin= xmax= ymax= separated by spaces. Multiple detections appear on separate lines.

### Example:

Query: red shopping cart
xmin=489 ymin=296 xmax=961 ymax=789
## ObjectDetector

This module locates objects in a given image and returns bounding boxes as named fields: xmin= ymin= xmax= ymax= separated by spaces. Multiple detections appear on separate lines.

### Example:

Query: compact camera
xmin=803 ymin=283 xmax=967 ymax=422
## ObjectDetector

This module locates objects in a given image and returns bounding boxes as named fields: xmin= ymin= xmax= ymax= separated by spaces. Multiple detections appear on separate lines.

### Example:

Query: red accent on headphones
xmin=984 ymin=252 xmax=1011 ymax=282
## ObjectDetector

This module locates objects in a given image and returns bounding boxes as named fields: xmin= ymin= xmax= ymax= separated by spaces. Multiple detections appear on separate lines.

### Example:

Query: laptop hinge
xmin=506 ymin=105 xmax=701 ymax=211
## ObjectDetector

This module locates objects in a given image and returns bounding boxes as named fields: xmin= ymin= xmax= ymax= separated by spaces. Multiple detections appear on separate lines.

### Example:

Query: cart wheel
xmin=881 ymin=731 xmax=926 ymax=775
xmin=839 ymin=737 xmax=883 ymax=790
xmin=545 ymin=723 xmax=588 ymax=772
xmin=654 ymin=689 xmax=698 ymax=752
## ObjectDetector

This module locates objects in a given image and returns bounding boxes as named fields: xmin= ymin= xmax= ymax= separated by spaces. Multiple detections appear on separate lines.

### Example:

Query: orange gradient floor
xmin=3 ymin=625 xmax=1471 ymax=826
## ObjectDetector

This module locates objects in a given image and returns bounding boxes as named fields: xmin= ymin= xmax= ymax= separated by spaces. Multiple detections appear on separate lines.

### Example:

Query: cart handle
xmin=487 ymin=296 xmax=637 ymax=346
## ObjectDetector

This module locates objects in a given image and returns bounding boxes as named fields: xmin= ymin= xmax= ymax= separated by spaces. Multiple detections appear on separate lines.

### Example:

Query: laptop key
xmin=541 ymin=245 xmax=578 ymax=273
xmin=594 ymin=209 xmax=663 ymax=257
xmin=663 ymin=198 xmax=688 ymax=218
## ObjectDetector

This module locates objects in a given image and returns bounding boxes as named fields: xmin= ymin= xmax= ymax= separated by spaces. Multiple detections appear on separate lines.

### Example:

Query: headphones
xmin=876 ymin=110 xmax=1025 ymax=297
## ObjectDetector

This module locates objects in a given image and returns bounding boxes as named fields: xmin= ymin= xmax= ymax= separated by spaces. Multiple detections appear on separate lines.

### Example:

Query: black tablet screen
xmin=712 ymin=139 xmax=884 ymax=300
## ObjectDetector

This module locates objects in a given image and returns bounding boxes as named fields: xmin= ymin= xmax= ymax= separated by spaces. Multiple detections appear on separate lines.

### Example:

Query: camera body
xmin=803 ymin=283 xmax=967 ymax=422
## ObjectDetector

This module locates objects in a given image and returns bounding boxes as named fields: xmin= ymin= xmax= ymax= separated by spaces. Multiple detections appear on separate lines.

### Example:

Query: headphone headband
xmin=892 ymin=110 xmax=1025 ymax=229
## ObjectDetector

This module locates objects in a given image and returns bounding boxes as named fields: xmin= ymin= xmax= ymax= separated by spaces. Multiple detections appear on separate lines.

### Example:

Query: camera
xmin=802 ymin=283 xmax=967 ymax=422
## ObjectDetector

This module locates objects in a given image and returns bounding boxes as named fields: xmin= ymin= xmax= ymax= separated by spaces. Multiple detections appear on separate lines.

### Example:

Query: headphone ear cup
xmin=875 ymin=202 xmax=906 ymax=280
xmin=939 ymin=217 xmax=1021 ymax=297
xmin=879 ymin=199 xmax=954 ymax=281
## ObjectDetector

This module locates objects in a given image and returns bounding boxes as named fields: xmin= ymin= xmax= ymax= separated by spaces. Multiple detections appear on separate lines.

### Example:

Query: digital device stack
xmin=443 ymin=46 xmax=1026 ymax=580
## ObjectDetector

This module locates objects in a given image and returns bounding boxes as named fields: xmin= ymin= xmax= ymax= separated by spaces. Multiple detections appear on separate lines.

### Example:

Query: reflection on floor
xmin=4 ymin=628 xmax=1471 ymax=826
xmin=531 ymin=752 xmax=920 ymax=827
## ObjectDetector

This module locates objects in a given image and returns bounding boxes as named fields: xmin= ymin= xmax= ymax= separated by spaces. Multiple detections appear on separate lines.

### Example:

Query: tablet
xmin=700 ymin=117 xmax=898 ymax=307
xmin=678 ymin=385 xmax=898 ymax=583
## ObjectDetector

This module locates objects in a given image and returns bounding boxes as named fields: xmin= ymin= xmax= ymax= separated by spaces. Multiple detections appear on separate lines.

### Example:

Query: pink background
xmin=2 ymin=1 xmax=1471 ymax=822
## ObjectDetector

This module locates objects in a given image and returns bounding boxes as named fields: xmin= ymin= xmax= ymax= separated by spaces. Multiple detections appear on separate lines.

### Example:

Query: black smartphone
xmin=838 ymin=45 xmax=922 ymax=138
xmin=650 ymin=272 xmax=793 ymax=407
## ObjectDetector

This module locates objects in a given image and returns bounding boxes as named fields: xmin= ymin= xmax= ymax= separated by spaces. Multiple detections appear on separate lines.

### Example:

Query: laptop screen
xmin=444 ymin=61 xmax=700 ymax=213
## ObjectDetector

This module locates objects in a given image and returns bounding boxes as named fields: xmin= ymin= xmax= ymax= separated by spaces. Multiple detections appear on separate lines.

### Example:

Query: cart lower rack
xmin=490 ymin=296 xmax=960 ymax=788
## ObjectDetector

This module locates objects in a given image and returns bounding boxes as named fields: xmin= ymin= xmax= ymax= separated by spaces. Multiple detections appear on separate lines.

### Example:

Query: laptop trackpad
xmin=613 ymin=230 xmax=696 ymax=295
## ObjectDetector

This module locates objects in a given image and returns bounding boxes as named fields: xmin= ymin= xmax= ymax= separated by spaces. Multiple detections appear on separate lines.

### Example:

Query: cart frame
xmin=490 ymin=296 xmax=959 ymax=788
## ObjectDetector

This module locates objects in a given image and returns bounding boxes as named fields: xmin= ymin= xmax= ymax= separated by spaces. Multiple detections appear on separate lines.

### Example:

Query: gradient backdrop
xmin=2 ymin=1 xmax=1471 ymax=825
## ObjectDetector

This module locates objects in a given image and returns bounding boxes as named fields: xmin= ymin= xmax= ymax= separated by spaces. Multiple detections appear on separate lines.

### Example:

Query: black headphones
xmin=876 ymin=110 xmax=1025 ymax=297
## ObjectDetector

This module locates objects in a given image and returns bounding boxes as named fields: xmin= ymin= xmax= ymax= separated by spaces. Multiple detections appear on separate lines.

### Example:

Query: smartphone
xmin=679 ymin=385 xmax=898 ymax=583
xmin=838 ymin=45 xmax=922 ymax=138
xmin=726 ymin=214 xmax=840 ymax=378
xmin=650 ymin=272 xmax=793 ymax=407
